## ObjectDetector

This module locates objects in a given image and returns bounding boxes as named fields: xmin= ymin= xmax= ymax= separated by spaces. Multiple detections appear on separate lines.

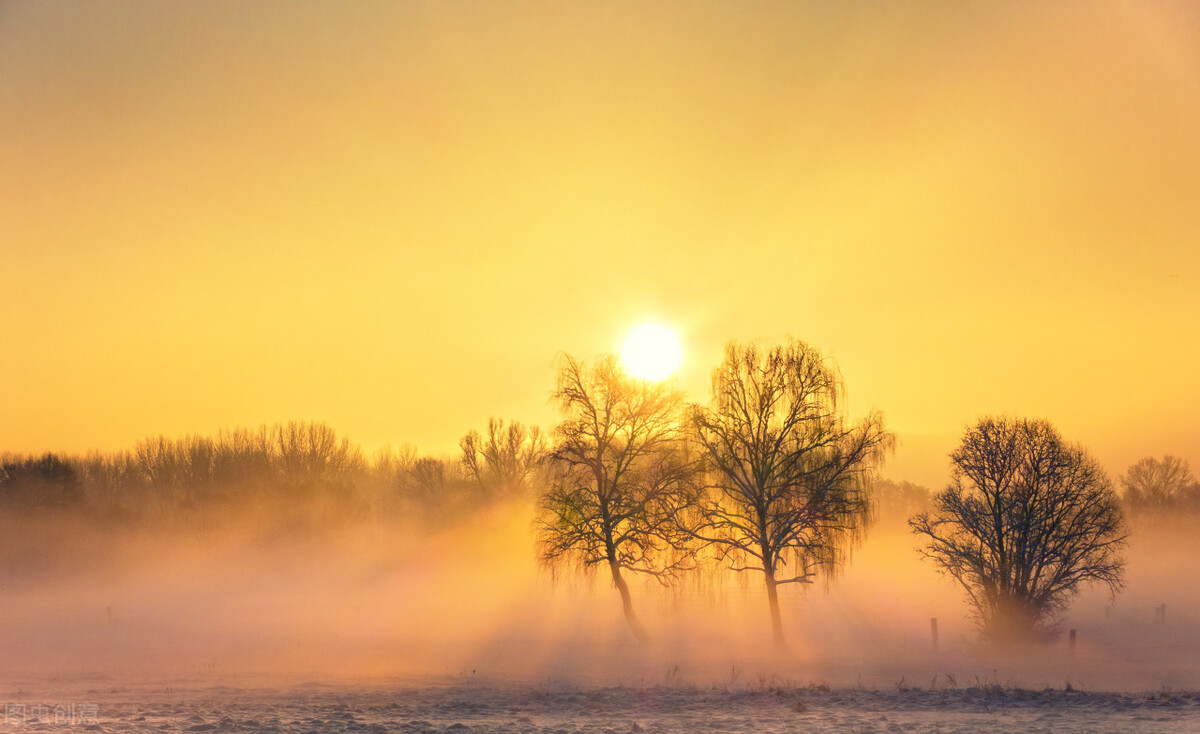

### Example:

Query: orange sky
xmin=2 ymin=1 xmax=1198 ymax=488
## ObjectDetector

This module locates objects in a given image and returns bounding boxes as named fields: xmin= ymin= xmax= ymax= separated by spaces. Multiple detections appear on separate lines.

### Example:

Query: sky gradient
xmin=3 ymin=1 xmax=1198 ymax=488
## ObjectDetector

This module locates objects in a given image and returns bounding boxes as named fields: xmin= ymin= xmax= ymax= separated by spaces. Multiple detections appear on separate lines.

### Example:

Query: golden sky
xmin=2 ymin=1 xmax=1198 ymax=487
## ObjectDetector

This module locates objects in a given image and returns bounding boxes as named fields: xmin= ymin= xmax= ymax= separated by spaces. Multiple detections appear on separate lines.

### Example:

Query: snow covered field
xmin=4 ymin=679 xmax=1200 ymax=734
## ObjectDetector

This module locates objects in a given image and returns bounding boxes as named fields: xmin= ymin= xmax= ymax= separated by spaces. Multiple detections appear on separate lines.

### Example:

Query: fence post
xmin=1068 ymin=628 xmax=1076 ymax=657
xmin=930 ymin=617 xmax=939 ymax=653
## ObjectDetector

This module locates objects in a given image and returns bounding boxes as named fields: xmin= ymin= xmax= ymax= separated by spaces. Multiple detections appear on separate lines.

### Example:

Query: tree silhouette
xmin=873 ymin=478 xmax=933 ymax=524
xmin=0 ymin=453 xmax=81 ymax=509
xmin=270 ymin=421 xmax=366 ymax=488
xmin=405 ymin=457 xmax=451 ymax=499
xmin=536 ymin=354 xmax=697 ymax=642
xmin=460 ymin=417 xmax=546 ymax=498
xmin=689 ymin=339 xmax=892 ymax=646
xmin=1119 ymin=455 xmax=1200 ymax=518
xmin=911 ymin=417 xmax=1127 ymax=643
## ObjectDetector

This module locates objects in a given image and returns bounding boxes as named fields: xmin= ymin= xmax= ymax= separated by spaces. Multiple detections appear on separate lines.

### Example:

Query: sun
xmin=620 ymin=323 xmax=683 ymax=381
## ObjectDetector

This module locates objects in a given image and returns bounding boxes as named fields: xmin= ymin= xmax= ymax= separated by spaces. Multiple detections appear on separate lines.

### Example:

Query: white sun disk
xmin=621 ymin=323 xmax=682 ymax=381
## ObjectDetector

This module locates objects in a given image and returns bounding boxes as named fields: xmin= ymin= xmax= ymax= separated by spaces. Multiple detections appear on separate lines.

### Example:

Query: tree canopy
xmin=911 ymin=417 xmax=1127 ymax=643
xmin=536 ymin=354 xmax=698 ymax=641
xmin=689 ymin=339 xmax=893 ymax=645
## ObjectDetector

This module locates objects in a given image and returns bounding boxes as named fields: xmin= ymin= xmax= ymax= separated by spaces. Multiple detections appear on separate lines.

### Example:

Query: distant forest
xmin=2 ymin=419 xmax=1193 ymax=530
xmin=1 ymin=420 xmax=506 ymax=530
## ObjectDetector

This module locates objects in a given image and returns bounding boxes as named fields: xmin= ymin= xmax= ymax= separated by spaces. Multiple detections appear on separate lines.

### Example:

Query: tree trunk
xmin=765 ymin=567 xmax=785 ymax=647
xmin=609 ymin=560 xmax=648 ymax=643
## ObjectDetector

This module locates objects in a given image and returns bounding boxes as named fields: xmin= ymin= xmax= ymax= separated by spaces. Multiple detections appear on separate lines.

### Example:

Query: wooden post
xmin=930 ymin=617 xmax=939 ymax=653
xmin=1068 ymin=628 xmax=1076 ymax=657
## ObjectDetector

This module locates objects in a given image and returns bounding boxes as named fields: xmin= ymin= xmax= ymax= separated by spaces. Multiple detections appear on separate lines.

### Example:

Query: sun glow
xmin=620 ymin=323 xmax=683 ymax=381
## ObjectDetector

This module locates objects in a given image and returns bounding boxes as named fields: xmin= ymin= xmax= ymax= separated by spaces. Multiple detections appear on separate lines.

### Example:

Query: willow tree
xmin=911 ymin=418 xmax=1127 ymax=643
xmin=690 ymin=339 xmax=893 ymax=646
xmin=537 ymin=354 xmax=697 ymax=642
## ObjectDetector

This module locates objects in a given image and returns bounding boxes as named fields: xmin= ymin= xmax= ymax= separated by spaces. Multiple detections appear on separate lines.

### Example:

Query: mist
xmin=2 ymin=439 xmax=1197 ymax=695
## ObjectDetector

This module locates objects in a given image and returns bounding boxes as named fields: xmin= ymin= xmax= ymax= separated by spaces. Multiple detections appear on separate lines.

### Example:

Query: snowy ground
xmin=3 ymin=679 xmax=1200 ymax=734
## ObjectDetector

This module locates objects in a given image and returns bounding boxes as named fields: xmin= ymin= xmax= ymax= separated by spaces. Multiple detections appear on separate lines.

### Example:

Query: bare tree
xmin=1119 ymin=455 xmax=1200 ymax=518
xmin=689 ymin=340 xmax=893 ymax=646
xmin=911 ymin=417 xmax=1127 ymax=643
xmin=373 ymin=444 xmax=418 ymax=483
xmin=460 ymin=417 xmax=546 ymax=498
xmin=537 ymin=354 xmax=697 ymax=642
xmin=270 ymin=421 xmax=366 ymax=487
xmin=405 ymin=457 xmax=451 ymax=499
xmin=873 ymin=478 xmax=933 ymax=524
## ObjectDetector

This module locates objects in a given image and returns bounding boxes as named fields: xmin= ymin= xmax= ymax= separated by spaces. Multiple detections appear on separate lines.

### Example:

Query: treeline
xmin=0 ymin=419 xmax=542 ymax=531
xmin=1 ymin=423 xmax=1186 ymax=531
xmin=0 ymin=419 xmax=550 ymax=589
